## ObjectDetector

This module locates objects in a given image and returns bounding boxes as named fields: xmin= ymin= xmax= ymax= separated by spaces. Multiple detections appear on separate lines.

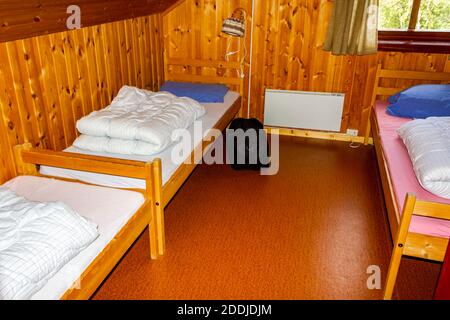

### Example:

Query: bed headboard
xmin=365 ymin=64 xmax=450 ymax=143
xmin=371 ymin=64 xmax=450 ymax=104
xmin=164 ymin=58 xmax=245 ymax=97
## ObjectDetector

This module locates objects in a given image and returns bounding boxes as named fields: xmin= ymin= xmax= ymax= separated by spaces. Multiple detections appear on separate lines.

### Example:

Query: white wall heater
xmin=263 ymin=89 xmax=345 ymax=132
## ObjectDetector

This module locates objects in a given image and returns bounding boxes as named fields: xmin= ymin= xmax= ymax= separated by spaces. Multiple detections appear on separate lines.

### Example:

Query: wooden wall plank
xmin=0 ymin=14 xmax=164 ymax=183
xmin=34 ymin=34 xmax=66 ymax=150
xmin=6 ymin=41 xmax=38 ymax=147
xmin=14 ymin=39 xmax=49 ymax=148
xmin=51 ymin=32 xmax=76 ymax=145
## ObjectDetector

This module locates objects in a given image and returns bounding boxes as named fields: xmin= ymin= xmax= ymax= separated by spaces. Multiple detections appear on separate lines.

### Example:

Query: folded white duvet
xmin=74 ymin=86 xmax=206 ymax=155
xmin=0 ymin=187 xmax=98 ymax=300
xmin=398 ymin=117 xmax=450 ymax=199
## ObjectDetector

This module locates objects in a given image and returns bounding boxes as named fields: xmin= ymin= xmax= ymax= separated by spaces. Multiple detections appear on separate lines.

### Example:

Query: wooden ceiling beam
xmin=0 ymin=0 xmax=181 ymax=43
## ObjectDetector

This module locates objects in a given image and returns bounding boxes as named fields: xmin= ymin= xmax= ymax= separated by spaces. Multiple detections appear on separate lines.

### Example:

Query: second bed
xmin=20 ymin=89 xmax=242 ymax=259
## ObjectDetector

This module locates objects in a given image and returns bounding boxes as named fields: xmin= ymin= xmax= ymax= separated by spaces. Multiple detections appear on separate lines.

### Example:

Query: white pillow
xmin=397 ymin=117 xmax=450 ymax=199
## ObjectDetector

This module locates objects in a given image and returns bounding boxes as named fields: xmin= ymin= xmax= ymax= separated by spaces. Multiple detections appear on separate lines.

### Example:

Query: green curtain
xmin=324 ymin=0 xmax=379 ymax=55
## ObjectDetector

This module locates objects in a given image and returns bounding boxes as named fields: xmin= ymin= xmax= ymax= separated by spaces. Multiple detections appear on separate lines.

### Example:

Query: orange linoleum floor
xmin=93 ymin=136 xmax=441 ymax=300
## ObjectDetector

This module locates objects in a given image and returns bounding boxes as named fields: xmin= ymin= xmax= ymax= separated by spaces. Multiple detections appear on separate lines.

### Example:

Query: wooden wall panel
xmin=0 ymin=0 xmax=178 ymax=43
xmin=0 ymin=14 xmax=164 ymax=183
xmin=164 ymin=0 xmax=450 ymax=134
xmin=163 ymin=0 xmax=252 ymax=110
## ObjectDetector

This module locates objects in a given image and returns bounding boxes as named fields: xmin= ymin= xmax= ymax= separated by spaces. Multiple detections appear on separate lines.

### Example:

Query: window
xmin=378 ymin=0 xmax=450 ymax=53
xmin=379 ymin=0 xmax=415 ymax=31
xmin=416 ymin=0 xmax=450 ymax=31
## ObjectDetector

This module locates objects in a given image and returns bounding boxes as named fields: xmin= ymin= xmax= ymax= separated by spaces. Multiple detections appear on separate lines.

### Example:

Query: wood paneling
xmin=0 ymin=0 xmax=179 ymax=43
xmin=163 ymin=0 xmax=252 ymax=111
xmin=1 ymin=0 xmax=449 ymax=185
xmin=0 ymin=14 xmax=164 ymax=183
xmin=164 ymin=0 xmax=450 ymax=134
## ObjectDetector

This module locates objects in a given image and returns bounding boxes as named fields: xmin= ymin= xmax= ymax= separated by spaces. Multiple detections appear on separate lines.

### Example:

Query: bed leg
xmin=383 ymin=240 xmax=404 ymax=299
xmin=383 ymin=194 xmax=416 ymax=300
xmin=152 ymin=159 xmax=166 ymax=256
xmin=146 ymin=163 xmax=161 ymax=260
xmin=148 ymin=213 xmax=159 ymax=260
xmin=155 ymin=206 xmax=165 ymax=256
xmin=364 ymin=113 xmax=372 ymax=146
xmin=155 ymin=205 xmax=165 ymax=256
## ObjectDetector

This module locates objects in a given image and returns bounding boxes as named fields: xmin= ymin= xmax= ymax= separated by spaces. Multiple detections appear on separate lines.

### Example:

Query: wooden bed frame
xmin=11 ymin=61 xmax=243 ymax=299
xmin=13 ymin=145 xmax=161 ymax=299
xmin=365 ymin=64 xmax=450 ymax=300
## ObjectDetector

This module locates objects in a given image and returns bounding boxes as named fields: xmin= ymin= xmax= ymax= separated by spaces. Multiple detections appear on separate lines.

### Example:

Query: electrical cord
xmin=349 ymin=141 xmax=361 ymax=149
xmin=225 ymin=38 xmax=246 ymax=79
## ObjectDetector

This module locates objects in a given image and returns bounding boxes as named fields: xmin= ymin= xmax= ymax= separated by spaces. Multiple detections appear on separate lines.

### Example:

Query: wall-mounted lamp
xmin=222 ymin=8 xmax=246 ymax=37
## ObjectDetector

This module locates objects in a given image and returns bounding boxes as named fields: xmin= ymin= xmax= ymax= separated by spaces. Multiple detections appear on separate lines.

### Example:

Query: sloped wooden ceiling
xmin=0 ymin=0 xmax=180 ymax=42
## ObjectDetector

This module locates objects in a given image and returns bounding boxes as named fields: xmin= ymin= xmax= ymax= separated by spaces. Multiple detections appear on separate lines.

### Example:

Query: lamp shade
xmin=222 ymin=8 xmax=246 ymax=37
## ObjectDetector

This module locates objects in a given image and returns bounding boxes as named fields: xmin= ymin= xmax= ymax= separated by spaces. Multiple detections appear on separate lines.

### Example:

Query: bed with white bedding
xmin=5 ymin=60 xmax=243 ymax=300
xmin=367 ymin=65 xmax=450 ymax=300
xmin=2 ymin=176 xmax=145 ymax=300
xmin=15 ymin=86 xmax=241 ymax=265
xmin=40 ymin=90 xmax=240 ymax=189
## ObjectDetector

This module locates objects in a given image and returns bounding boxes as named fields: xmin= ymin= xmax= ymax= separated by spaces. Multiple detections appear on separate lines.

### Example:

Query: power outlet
xmin=346 ymin=129 xmax=359 ymax=137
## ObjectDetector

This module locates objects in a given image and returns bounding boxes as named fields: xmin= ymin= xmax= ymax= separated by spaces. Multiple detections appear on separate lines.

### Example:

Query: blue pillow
xmin=160 ymin=81 xmax=229 ymax=103
xmin=386 ymin=84 xmax=450 ymax=119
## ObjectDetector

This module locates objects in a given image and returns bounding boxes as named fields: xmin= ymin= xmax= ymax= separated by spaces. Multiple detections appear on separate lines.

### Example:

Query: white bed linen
xmin=40 ymin=91 xmax=240 ymax=189
xmin=0 ymin=186 xmax=98 ymax=300
xmin=4 ymin=176 xmax=145 ymax=300
xmin=75 ymin=86 xmax=206 ymax=156
xmin=398 ymin=116 xmax=450 ymax=199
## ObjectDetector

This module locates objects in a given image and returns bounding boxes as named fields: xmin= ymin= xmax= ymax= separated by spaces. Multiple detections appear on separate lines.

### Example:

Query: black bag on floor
xmin=226 ymin=118 xmax=270 ymax=171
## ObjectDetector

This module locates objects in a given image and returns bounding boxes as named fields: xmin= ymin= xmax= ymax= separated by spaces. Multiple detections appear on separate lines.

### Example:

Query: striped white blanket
xmin=0 ymin=187 xmax=98 ymax=300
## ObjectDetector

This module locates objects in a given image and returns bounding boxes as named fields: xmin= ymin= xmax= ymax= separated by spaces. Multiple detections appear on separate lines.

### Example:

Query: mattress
xmin=4 ymin=175 xmax=145 ymax=300
xmin=40 ymin=91 xmax=240 ymax=189
xmin=374 ymin=101 xmax=450 ymax=238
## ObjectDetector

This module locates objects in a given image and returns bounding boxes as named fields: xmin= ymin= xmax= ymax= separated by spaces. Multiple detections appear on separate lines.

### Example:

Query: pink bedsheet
xmin=374 ymin=101 xmax=450 ymax=238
